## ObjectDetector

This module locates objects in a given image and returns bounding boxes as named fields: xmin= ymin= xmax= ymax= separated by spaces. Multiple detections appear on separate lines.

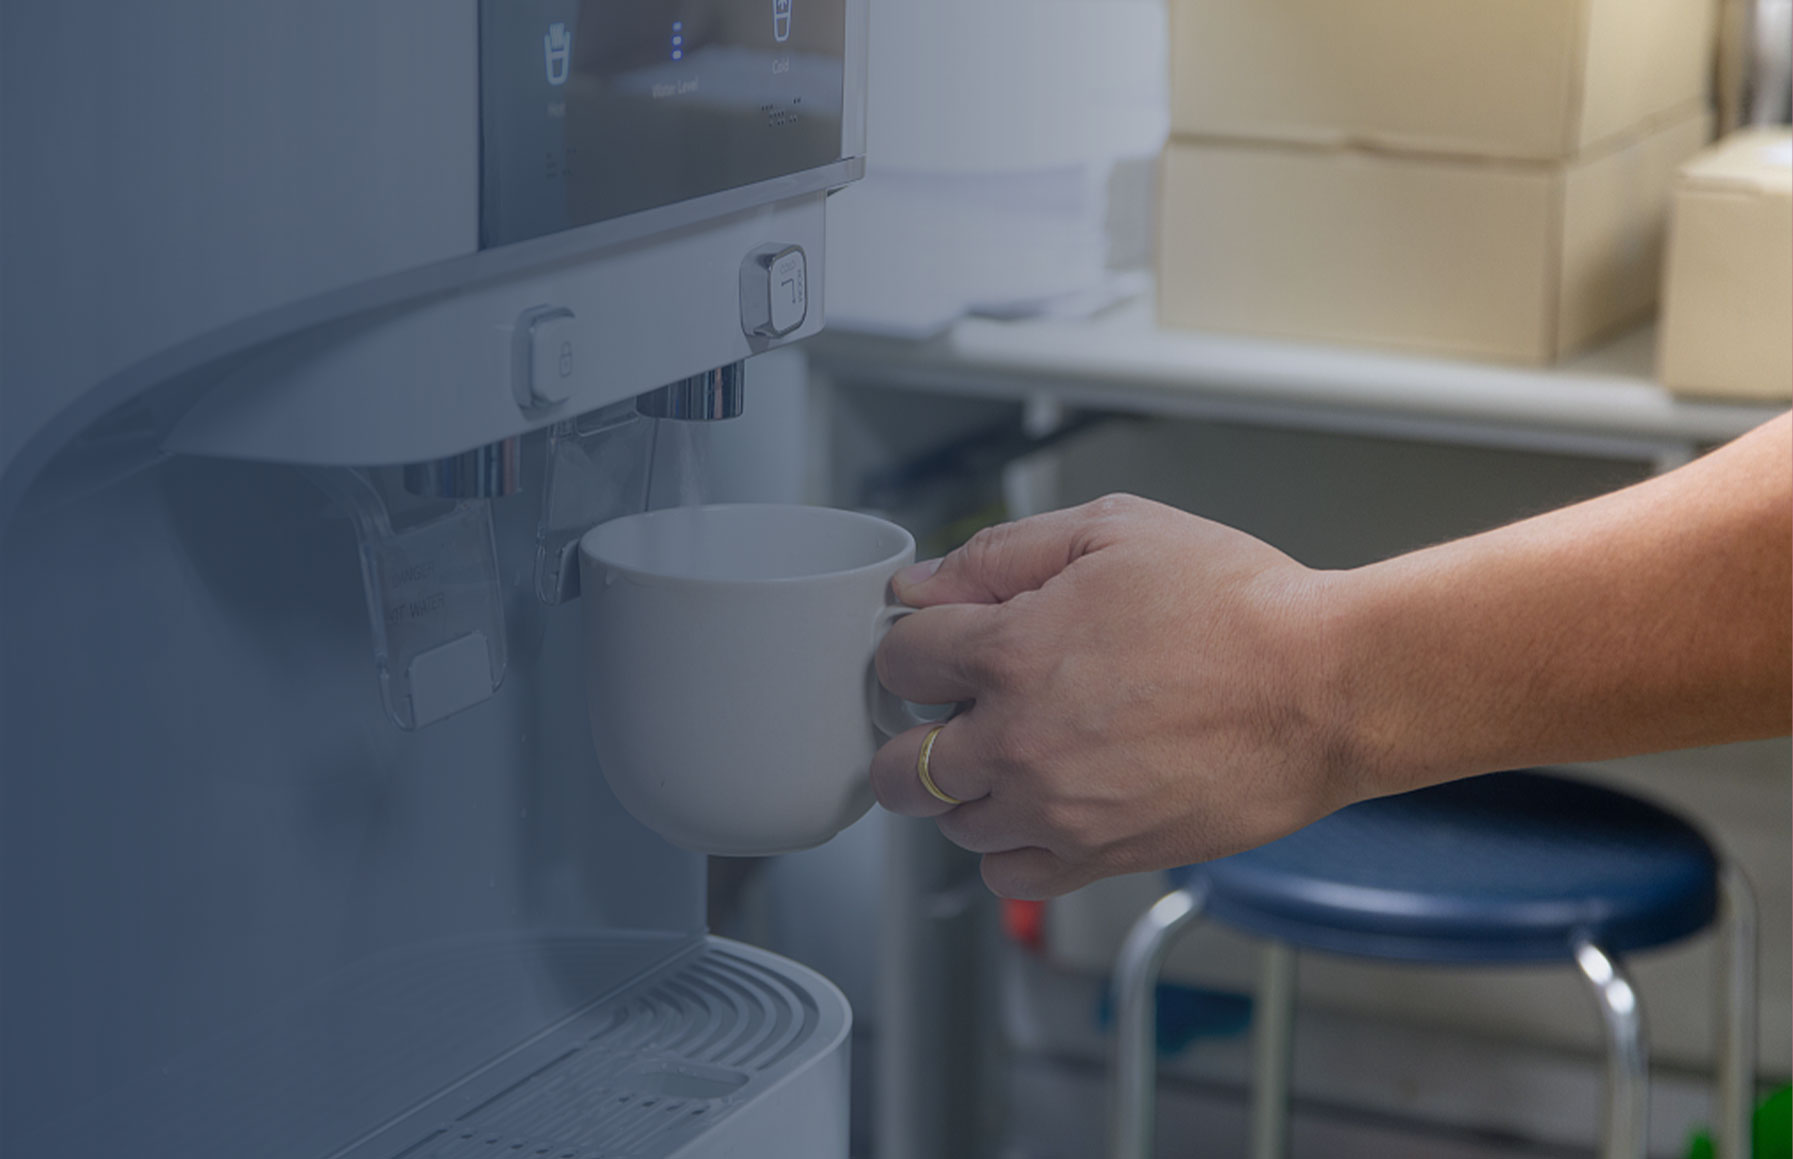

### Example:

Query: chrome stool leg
xmin=1250 ymin=941 xmax=1297 ymax=1159
xmin=1108 ymin=885 xmax=1208 ymax=1159
xmin=1715 ymin=863 xmax=1758 ymax=1159
xmin=1574 ymin=938 xmax=1650 ymax=1159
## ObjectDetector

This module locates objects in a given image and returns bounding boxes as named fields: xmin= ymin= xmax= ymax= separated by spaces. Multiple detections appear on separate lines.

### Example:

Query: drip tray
xmin=349 ymin=938 xmax=851 ymax=1159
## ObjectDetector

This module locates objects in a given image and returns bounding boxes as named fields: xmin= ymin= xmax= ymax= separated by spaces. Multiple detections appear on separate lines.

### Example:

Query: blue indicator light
xmin=671 ymin=49 xmax=683 ymax=59
xmin=672 ymin=20 xmax=683 ymax=30
xmin=672 ymin=34 xmax=683 ymax=45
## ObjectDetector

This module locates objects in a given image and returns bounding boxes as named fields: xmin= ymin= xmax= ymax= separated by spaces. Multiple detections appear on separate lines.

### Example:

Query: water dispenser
xmin=0 ymin=1 xmax=866 ymax=1154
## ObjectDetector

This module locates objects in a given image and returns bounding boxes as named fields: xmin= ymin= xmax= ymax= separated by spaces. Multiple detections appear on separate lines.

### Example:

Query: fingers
xmin=893 ymin=504 xmax=1112 ymax=608
xmin=935 ymin=799 xmax=1108 ymax=897
xmin=869 ymin=716 xmax=989 ymax=819
xmin=979 ymin=847 xmax=1089 ymax=900
xmin=932 ymin=796 xmax=1030 ymax=855
xmin=876 ymin=603 xmax=1001 ymax=704
xmin=870 ymin=739 xmax=1081 ymax=898
xmin=871 ymin=725 xmax=1103 ymax=900
xmin=871 ymin=718 xmax=1108 ymax=900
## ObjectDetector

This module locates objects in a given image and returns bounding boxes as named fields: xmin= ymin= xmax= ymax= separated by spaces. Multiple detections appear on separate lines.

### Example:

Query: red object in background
xmin=1002 ymin=899 xmax=1047 ymax=952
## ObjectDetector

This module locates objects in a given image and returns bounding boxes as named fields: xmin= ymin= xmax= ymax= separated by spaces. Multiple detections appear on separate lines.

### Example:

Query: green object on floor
xmin=1686 ymin=1084 xmax=1792 ymax=1159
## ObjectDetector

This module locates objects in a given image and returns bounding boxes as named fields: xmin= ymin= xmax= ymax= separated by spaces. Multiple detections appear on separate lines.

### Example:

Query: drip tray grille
xmin=374 ymin=942 xmax=842 ymax=1159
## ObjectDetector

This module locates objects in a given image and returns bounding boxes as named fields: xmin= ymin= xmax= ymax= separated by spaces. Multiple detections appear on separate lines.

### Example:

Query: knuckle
xmin=979 ymin=856 xmax=1030 ymax=900
xmin=1039 ymin=867 xmax=1092 ymax=899
xmin=954 ymin=522 xmax=1018 ymax=582
xmin=1055 ymin=830 xmax=1103 ymax=868
xmin=964 ymin=645 xmax=1017 ymax=693
xmin=1081 ymin=492 xmax=1170 ymax=539
xmin=867 ymin=761 xmax=901 ymax=810
xmin=933 ymin=809 xmax=979 ymax=853
xmin=970 ymin=614 xmax=1042 ymax=691
xmin=1032 ymin=794 xmax=1083 ymax=842
xmin=1083 ymin=492 xmax=1144 ymax=520
xmin=872 ymin=638 xmax=905 ymax=689
xmin=959 ymin=638 xmax=1015 ymax=693
xmin=986 ymin=713 xmax=1053 ymax=775
xmin=979 ymin=715 xmax=1027 ymax=771
xmin=1030 ymin=795 xmax=1110 ymax=869
xmin=869 ymin=745 xmax=918 ymax=812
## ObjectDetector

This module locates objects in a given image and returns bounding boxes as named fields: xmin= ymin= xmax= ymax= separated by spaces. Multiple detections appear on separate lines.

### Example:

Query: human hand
xmin=871 ymin=495 xmax=1360 ymax=899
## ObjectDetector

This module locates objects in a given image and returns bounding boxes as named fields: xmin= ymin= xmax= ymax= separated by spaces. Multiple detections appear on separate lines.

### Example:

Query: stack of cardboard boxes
xmin=1657 ymin=127 xmax=1793 ymax=400
xmin=1157 ymin=0 xmax=1717 ymax=365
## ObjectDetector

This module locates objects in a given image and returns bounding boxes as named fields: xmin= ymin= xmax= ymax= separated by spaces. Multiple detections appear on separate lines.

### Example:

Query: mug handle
xmin=870 ymin=605 xmax=963 ymax=737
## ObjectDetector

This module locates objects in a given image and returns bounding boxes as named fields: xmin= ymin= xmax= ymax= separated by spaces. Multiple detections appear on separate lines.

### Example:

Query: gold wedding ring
xmin=916 ymin=724 xmax=965 ymax=806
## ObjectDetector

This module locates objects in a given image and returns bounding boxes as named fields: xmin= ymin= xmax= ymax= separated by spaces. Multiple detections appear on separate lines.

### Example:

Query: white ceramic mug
xmin=579 ymin=503 xmax=937 ymax=855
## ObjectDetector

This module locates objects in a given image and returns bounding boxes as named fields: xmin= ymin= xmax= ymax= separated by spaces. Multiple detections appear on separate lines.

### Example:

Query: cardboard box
xmin=1170 ymin=0 xmax=1715 ymax=162
xmin=1157 ymin=108 xmax=1711 ymax=364
xmin=1658 ymin=129 xmax=1793 ymax=400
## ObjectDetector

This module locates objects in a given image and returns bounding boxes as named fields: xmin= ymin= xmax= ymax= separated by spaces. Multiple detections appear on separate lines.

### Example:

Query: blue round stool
xmin=1106 ymin=770 xmax=1758 ymax=1159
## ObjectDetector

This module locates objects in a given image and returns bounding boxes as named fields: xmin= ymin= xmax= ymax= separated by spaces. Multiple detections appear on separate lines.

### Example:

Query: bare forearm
xmin=1328 ymin=415 xmax=1792 ymax=798
xmin=874 ymin=420 xmax=1788 ymax=894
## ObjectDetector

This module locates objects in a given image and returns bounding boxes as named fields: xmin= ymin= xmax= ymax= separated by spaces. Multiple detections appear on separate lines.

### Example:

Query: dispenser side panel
xmin=0 ymin=456 xmax=704 ymax=1157
xmin=0 ymin=0 xmax=482 ymax=472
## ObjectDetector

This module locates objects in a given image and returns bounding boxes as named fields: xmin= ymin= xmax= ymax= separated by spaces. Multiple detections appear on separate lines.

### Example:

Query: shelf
xmin=809 ymin=294 xmax=1785 ymax=462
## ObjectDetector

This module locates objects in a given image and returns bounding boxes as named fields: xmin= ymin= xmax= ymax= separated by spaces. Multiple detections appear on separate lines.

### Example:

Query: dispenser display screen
xmin=480 ymin=0 xmax=846 ymax=247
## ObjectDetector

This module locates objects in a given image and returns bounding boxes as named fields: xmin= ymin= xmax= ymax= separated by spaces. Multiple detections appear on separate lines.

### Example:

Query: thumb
xmin=894 ymin=505 xmax=1106 ymax=607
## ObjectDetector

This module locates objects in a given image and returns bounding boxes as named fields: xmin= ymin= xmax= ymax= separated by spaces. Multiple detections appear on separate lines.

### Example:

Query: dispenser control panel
xmin=480 ymin=0 xmax=848 ymax=248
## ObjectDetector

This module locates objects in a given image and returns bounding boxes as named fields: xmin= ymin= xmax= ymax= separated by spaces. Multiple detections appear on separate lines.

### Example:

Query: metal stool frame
xmin=1107 ymin=863 xmax=1756 ymax=1159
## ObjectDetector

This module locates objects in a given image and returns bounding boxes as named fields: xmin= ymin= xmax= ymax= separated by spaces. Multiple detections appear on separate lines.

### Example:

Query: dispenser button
xmin=769 ymin=249 xmax=807 ymax=334
xmin=522 ymin=308 xmax=578 ymax=407
xmin=740 ymin=245 xmax=808 ymax=339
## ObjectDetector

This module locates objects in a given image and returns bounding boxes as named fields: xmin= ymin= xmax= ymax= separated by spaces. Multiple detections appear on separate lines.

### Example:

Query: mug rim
xmin=579 ymin=502 xmax=916 ymax=589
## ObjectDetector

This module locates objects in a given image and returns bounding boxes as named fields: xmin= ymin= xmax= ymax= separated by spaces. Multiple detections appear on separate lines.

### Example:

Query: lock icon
xmin=544 ymin=22 xmax=571 ymax=86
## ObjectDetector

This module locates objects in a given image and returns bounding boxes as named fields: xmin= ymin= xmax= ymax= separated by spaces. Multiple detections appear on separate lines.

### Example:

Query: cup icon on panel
xmin=773 ymin=0 xmax=792 ymax=42
xmin=544 ymin=22 xmax=571 ymax=86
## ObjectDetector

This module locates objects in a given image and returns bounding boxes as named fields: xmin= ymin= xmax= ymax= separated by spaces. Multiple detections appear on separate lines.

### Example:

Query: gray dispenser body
xmin=0 ymin=2 xmax=865 ymax=1155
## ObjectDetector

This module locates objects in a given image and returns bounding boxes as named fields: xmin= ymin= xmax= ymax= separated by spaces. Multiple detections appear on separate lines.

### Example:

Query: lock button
xmin=516 ymin=306 xmax=579 ymax=409
xmin=740 ymin=245 xmax=808 ymax=340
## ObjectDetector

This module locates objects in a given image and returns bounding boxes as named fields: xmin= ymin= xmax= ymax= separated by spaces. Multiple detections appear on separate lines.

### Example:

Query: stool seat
xmin=1167 ymin=770 xmax=1718 ymax=963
